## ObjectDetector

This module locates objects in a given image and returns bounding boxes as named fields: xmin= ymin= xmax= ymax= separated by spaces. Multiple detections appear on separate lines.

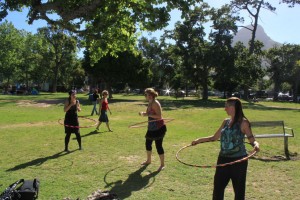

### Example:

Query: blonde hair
xmin=102 ymin=90 xmax=108 ymax=96
xmin=144 ymin=88 xmax=158 ymax=98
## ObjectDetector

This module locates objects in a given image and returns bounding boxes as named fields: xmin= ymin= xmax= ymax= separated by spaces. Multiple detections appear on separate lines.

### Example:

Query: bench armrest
xmin=284 ymin=127 xmax=294 ymax=137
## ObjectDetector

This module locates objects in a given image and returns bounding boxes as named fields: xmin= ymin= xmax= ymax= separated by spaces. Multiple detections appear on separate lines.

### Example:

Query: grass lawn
xmin=0 ymin=93 xmax=299 ymax=199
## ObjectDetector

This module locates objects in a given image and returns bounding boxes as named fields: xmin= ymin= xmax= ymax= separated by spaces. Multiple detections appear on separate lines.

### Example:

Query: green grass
xmin=0 ymin=93 xmax=299 ymax=199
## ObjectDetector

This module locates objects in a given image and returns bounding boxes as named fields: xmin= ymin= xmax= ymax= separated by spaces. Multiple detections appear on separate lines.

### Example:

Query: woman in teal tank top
xmin=191 ymin=97 xmax=260 ymax=200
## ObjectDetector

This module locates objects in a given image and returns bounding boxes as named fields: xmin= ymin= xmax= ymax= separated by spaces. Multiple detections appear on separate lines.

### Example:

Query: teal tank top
xmin=219 ymin=119 xmax=247 ymax=158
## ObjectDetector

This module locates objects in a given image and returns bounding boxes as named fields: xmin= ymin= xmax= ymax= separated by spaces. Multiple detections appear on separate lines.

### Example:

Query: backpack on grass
xmin=0 ymin=179 xmax=39 ymax=200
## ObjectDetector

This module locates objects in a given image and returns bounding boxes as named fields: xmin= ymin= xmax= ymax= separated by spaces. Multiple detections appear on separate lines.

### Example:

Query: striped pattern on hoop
xmin=58 ymin=116 xmax=98 ymax=128
xmin=176 ymin=144 xmax=257 ymax=168
xmin=128 ymin=118 xmax=174 ymax=128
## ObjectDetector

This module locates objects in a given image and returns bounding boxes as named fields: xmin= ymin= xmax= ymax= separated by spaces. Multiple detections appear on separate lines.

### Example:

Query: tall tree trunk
xmin=249 ymin=1 xmax=263 ymax=55
xmin=52 ymin=62 xmax=60 ymax=93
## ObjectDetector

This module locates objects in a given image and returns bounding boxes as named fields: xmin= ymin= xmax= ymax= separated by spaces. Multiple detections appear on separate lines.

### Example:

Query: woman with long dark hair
xmin=64 ymin=90 xmax=82 ymax=152
xmin=192 ymin=97 xmax=260 ymax=200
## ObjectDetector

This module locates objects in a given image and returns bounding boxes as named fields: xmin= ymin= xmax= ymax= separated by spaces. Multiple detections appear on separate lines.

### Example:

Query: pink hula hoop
xmin=176 ymin=144 xmax=257 ymax=168
xmin=128 ymin=118 xmax=174 ymax=128
xmin=58 ymin=116 xmax=98 ymax=128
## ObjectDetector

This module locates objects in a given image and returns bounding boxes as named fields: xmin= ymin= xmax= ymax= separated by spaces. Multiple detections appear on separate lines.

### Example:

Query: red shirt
xmin=101 ymin=99 xmax=108 ymax=111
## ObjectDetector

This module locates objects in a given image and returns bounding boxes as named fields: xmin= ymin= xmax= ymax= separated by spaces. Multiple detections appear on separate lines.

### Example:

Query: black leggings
xmin=145 ymin=138 xmax=164 ymax=155
xmin=213 ymin=156 xmax=248 ymax=200
xmin=65 ymin=132 xmax=81 ymax=148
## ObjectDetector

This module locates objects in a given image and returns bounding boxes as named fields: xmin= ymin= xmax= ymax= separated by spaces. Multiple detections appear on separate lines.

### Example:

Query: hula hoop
xmin=128 ymin=118 xmax=175 ymax=128
xmin=58 ymin=116 xmax=98 ymax=128
xmin=176 ymin=144 xmax=257 ymax=168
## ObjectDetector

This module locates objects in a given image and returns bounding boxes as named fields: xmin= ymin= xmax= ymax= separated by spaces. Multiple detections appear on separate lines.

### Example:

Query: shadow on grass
xmin=3 ymin=93 xmax=299 ymax=112
xmin=78 ymin=130 xmax=99 ymax=138
xmin=251 ymin=151 xmax=299 ymax=162
xmin=73 ymin=130 xmax=110 ymax=139
xmin=6 ymin=151 xmax=74 ymax=172
xmin=103 ymin=165 xmax=159 ymax=199
xmin=245 ymin=102 xmax=300 ymax=111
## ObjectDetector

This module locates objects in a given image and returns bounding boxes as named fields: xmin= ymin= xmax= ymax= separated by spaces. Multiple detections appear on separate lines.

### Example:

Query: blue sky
xmin=3 ymin=1 xmax=300 ymax=45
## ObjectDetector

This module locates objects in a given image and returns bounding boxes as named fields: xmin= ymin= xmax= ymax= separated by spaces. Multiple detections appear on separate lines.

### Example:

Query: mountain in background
xmin=232 ymin=24 xmax=281 ymax=50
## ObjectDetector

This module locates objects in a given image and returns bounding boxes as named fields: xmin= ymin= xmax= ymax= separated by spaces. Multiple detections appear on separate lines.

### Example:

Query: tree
xmin=28 ymin=33 xmax=53 ymax=89
xmin=233 ymin=41 xmax=265 ymax=98
xmin=1 ymin=0 xmax=202 ymax=64
xmin=83 ymin=50 xmax=150 ymax=97
xmin=0 ymin=21 xmax=23 ymax=92
xmin=281 ymin=0 xmax=300 ymax=7
xmin=138 ymin=37 xmax=162 ymax=88
xmin=38 ymin=26 xmax=78 ymax=92
xmin=15 ymin=31 xmax=46 ymax=90
xmin=138 ymin=37 xmax=179 ymax=90
xmin=209 ymin=5 xmax=239 ymax=97
xmin=230 ymin=0 xmax=276 ymax=54
xmin=266 ymin=44 xmax=300 ymax=101
xmin=166 ymin=3 xmax=213 ymax=100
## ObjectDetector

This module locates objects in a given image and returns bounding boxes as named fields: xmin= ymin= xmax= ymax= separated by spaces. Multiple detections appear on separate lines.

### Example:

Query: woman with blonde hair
xmin=139 ymin=88 xmax=167 ymax=171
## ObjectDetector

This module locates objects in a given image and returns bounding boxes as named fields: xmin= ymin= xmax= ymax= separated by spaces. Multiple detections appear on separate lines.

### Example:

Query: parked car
xmin=276 ymin=93 xmax=293 ymax=101
xmin=132 ymin=89 xmax=141 ymax=94
xmin=232 ymin=92 xmax=242 ymax=98
xmin=255 ymin=90 xmax=268 ymax=98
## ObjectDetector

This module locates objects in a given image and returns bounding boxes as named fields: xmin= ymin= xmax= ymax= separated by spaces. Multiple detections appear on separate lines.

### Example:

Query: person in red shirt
xmin=96 ymin=90 xmax=112 ymax=132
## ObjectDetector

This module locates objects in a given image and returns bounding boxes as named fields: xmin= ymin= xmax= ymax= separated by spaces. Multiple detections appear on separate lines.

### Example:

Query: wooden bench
xmin=250 ymin=121 xmax=295 ymax=159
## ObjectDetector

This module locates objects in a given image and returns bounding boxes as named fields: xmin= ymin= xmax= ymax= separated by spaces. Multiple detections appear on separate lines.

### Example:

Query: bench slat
xmin=254 ymin=134 xmax=294 ymax=138
xmin=251 ymin=121 xmax=284 ymax=127
xmin=248 ymin=120 xmax=295 ymax=160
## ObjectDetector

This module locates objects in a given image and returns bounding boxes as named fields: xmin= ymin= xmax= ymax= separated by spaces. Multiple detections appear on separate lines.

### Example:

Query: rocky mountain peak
xmin=232 ymin=24 xmax=281 ymax=49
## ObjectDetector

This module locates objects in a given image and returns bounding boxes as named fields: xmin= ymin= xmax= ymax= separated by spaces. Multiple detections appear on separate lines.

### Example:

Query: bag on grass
xmin=86 ymin=190 xmax=121 ymax=200
xmin=96 ymin=191 xmax=120 ymax=200
xmin=15 ymin=179 xmax=39 ymax=200
xmin=0 ymin=180 xmax=21 ymax=200
xmin=0 ymin=179 xmax=39 ymax=200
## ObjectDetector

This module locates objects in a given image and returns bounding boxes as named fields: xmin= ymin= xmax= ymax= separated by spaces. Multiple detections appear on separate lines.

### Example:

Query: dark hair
xmin=227 ymin=97 xmax=247 ymax=124
xmin=68 ymin=90 xmax=76 ymax=96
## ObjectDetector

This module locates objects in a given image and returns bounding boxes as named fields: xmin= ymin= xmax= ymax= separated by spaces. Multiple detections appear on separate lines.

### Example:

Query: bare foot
xmin=157 ymin=165 xmax=165 ymax=172
xmin=141 ymin=161 xmax=151 ymax=165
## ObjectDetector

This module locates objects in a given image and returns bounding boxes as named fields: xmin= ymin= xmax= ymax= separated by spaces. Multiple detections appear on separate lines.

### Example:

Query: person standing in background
xmin=91 ymin=89 xmax=99 ymax=116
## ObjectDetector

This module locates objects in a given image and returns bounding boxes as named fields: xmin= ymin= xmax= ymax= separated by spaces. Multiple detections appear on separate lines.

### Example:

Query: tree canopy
xmin=1 ymin=0 xmax=202 ymax=64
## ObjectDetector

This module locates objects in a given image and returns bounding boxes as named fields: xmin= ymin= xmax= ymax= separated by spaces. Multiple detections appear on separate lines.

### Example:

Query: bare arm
xmin=64 ymin=99 xmax=72 ymax=112
xmin=147 ymin=100 xmax=162 ymax=119
xmin=241 ymin=119 xmax=260 ymax=152
xmin=139 ymin=100 xmax=162 ymax=119
xmin=77 ymin=100 xmax=81 ymax=112
xmin=191 ymin=119 xmax=226 ymax=145
xmin=107 ymin=99 xmax=111 ymax=114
